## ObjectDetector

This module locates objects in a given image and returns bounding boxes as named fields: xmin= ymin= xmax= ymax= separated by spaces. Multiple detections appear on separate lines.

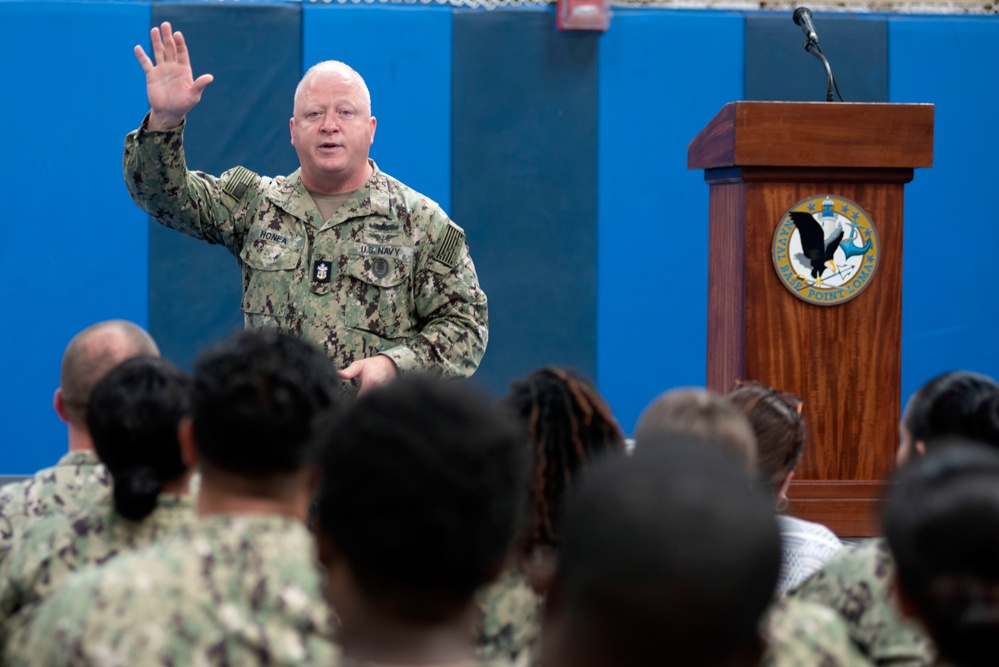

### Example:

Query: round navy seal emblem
xmin=772 ymin=194 xmax=880 ymax=306
xmin=372 ymin=257 xmax=390 ymax=278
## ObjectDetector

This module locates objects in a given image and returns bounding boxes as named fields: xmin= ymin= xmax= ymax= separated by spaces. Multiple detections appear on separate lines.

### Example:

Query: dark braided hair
xmin=503 ymin=367 xmax=626 ymax=558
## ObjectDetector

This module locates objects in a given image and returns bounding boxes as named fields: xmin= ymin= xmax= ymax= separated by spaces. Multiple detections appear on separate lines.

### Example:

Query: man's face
xmin=290 ymin=68 xmax=376 ymax=193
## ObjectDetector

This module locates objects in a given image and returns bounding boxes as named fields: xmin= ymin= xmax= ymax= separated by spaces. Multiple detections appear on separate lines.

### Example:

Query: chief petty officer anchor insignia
xmin=771 ymin=194 xmax=880 ymax=306
xmin=314 ymin=261 xmax=331 ymax=284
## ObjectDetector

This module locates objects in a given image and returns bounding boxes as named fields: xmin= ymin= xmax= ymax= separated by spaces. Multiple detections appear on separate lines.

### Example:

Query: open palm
xmin=134 ymin=22 xmax=213 ymax=130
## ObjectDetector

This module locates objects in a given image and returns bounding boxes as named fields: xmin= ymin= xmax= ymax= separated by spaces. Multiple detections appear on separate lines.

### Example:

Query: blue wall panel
xmin=597 ymin=10 xmax=744 ymax=435
xmin=453 ymin=7 xmax=600 ymax=398
xmin=148 ymin=3 xmax=302 ymax=372
xmin=0 ymin=1 xmax=151 ymax=472
xmin=891 ymin=17 xmax=999 ymax=405
xmin=303 ymin=4 xmax=452 ymax=211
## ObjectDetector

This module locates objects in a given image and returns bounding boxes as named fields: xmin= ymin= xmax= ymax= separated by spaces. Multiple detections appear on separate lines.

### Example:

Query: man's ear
xmin=53 ymin=389 xmax=69 ymax=423
xmin=177 ymin=417 xmax=199 ymax=469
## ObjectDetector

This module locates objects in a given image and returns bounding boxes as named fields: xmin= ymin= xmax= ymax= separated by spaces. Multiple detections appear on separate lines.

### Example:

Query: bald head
xmin=634 ymin=388 xmax=758 ymax=471
xmin=294 ymin=61 xmax=372 ymax=117
xmin=59 ymin=320 xmax=159 ymax=427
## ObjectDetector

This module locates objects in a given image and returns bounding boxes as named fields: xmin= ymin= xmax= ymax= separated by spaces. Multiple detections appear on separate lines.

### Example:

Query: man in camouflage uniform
xmin=125 ymin=22 xmax=487 ymax=394
xmin=314 ymin=375 xmax=529 ymax=667
xmin=0 ymin=320 xmax=159 ymax=560
xmin=10 ymin=329 xmax=343 ymax=665
xmin=790 ymin=538 xmax=936 ymax=665
xmin=0 ymin=357 xmax=196 ymax=656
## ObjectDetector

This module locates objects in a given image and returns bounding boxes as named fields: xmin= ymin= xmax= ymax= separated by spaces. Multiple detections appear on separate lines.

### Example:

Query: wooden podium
xmin=688 ymin=102 xmax=934 ymax=536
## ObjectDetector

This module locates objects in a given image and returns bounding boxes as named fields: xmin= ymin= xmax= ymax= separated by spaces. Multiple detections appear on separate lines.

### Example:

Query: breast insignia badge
xmin=772 ymin=195 xmax=879 ymax=306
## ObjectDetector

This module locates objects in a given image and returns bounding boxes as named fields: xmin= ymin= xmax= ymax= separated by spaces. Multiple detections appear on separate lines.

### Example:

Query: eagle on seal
xmin=790 ymin=210 xmax=843 ymax=285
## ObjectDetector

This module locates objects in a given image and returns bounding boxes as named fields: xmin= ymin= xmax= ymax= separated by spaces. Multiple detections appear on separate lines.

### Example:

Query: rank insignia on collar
xmin=313 ymin=260 xmax=331 ymax=284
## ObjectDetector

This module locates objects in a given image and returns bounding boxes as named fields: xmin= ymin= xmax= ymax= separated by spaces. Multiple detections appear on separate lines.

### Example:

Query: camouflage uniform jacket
xmin=123 ymin=118 xmax=488 ymax=378
xmin=789 ymin=538 xmax=935 ymax=665
xmin=0 ymin=492 xmax=194 ymax=642
xmin=0 ymin=451 xmax=110 ymax=561
xmin=476 ymin=566 xmax=543 ymax=666
xmin=8 ymin=514 xmax=337 ymax=666
xmin=761 ymin=597 xmax=875 ymax=666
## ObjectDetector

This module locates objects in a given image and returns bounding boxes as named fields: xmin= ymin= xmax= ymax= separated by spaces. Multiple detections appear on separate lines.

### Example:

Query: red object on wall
xmin=557 ymin=0 xmax=609 ymax=32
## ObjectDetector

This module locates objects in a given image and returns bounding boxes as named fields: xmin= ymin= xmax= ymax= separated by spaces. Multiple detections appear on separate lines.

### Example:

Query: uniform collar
xmin=268 ymin=160 xmax=394 ymax=230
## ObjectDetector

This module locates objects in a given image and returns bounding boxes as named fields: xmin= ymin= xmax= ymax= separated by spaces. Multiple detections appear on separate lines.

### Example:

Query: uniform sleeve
xmin=122 ymin=115 xmax=258 ymax=257
xmin=379 ymin=211 xmax=488 ymax=378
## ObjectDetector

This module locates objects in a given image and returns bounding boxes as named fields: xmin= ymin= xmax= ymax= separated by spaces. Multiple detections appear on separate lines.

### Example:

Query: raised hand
xmin=134 ymin=22 xmax=214 ymax=131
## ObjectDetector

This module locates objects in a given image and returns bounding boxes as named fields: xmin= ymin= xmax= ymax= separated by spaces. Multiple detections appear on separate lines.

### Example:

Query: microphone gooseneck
xmin=792 ymin=8 xmax=844 ymax=102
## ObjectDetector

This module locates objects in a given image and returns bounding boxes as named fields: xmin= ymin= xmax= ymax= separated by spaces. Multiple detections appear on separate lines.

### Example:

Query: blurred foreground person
xmin=793 ymin=370 xmax=999 ymax=666
xmin=477 ymin=368 xmax=626 ymax=665
xmin=633 ymin=387 xmax=757 ymax=470
xmin=728 ymin=380 xmax=842 ymax=594
xmin=12 ymin=329 xmax=343 ymax=666
xmin=315 ymin=374 xmax=528 ymax=666
xmin=0 ymin=357 xmax=194 ymax=653
xmin=541 ymin=438 xmax=780 ymax=667
xmin=884 ymin=442 xmax=999 ymax=667
xmin=0 ymin=320 xmax=159 ymax=558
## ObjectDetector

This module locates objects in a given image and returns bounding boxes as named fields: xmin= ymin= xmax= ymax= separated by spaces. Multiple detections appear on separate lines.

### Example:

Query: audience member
xmin=478 ymin=367 xmax=626 ymax=665
xmin=314 ymin=374 xmax=528 ymax=666
xmin=0 ymin=356 xmax=194 ymax=653
xmin=792 ymin=370 xmax=999 ymax=666
xmin=10 ymin=329 xmax=342 ymax=665
xmin=540 ymin=438 xmax=779 ymax=667
xmin=884 ymin=442 xmax=999 ymax=667
xmin=728 ymin=380 xmax=842 ymax=594
xmin=0 ymin=320 xmax=159 ymax=560
xmin=633 ymin=388 xmax=757 ymax=470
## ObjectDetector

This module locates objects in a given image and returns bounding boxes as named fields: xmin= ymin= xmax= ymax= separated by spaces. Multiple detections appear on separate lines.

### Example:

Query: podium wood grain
xmin=692 ymin=102 xmax=933 ymax=536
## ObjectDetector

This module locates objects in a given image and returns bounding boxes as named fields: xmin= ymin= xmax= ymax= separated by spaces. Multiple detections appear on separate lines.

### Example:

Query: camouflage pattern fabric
xmin=789 ymin=538 xmax=935 ymax=666
xmin=8 ymin=515 xmax=336 ymax=666
xmin=123 ymin=118 xmax=488 ymax=378
xmin=0 ymin=451 xmax=111 ymax=562
xmin=476 ymin=566 xmax=543 ymax=666
xmin=761 ymin=597 xmax=876 ymax=666
xmin=0 ymin=492 xmax=194 ymax=647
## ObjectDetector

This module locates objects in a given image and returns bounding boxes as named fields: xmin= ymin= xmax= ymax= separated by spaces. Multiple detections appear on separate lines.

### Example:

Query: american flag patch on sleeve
xmin=432 ymin=222 xmax=465 ymax=269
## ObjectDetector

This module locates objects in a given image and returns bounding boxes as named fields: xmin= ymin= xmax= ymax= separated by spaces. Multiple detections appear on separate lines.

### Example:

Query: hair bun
xmin=113 ymin=465 xmax=161 ymax=521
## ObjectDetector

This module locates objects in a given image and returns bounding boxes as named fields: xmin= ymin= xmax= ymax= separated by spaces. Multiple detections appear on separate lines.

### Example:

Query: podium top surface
xmin=688 ymin=101 xmax=934 ymax=171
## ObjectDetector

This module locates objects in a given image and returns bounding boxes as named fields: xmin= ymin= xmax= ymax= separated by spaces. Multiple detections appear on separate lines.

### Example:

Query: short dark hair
xmin=87 ymin=356 xmax=190 ymax=521
xmin=884 ymin=441 xmax=999 ymax=667
xmin=503 ymin=367 xmax=625 ymax=557
xmin=903 ymin=371 xmax=999 ymax=448
xmin=191 ymin=328 xmax=342 ymax=475
xmin=547 ymin=438 xmax=779 ymax=667
xmin=316 ymin=374 xmax=528 ymax=622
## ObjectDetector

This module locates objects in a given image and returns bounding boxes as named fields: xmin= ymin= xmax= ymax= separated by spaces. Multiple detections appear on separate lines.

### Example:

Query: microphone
xmin=793 ymin=7 xmax=819 ymax=45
